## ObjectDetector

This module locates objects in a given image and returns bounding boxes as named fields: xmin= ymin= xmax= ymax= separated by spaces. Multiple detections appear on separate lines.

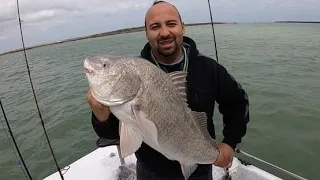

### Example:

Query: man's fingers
xmin=226 ymin=161 xmax=232 ymax=168
xmin=213 ymin=145 xmax=234 ymax=168
xmin=222 ymin=160 xmax=230 ymax=167
xmin=214 ymin=153 xmax=225 ymax=166
xmin=215 ymin=160 xmax=230 ymax=168
xmin=226 ymin=156 xmax=233 ymax=166
xmin=86 ymin=90 xmax=93 ymax=102
xmin=214 ymin=156 xmax=229 ymax=168
xmin=214 ymin=156 xmax=233 ymax=168
xmin=223 ymin=155 xmax=233 ymax=168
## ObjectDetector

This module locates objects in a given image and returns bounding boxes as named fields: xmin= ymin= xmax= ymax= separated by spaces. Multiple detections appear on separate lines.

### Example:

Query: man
xmin=87 ymin=1 xmax=249 ymax=179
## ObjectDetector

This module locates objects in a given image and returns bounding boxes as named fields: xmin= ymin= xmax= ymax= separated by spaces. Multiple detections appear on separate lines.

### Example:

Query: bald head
xmin=144 ymin=1 xmax=182 ymax=29
xmin=143 ymin=0 xmax=185 ymax=64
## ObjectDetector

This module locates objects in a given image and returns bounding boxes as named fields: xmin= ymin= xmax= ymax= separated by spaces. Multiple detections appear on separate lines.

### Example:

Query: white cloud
xmin=0 ymin=1 xmax=17 ymax=22
xmin=23 ymin=10 xmax=57 ymax=22
xmin=0 ymin=0 xmax=319 ymax=53
xmin=0 ymin=0 xmax=152 ymax=23
xmin=0 ymin=36 xmax=7 ymax=40
xmin=0 ymin=0 xmax=155 ymax=34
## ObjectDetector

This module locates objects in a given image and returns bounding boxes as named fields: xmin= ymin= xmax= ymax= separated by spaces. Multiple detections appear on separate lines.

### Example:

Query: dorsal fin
xmin=168 ymin=71 xmax=188 ymax=102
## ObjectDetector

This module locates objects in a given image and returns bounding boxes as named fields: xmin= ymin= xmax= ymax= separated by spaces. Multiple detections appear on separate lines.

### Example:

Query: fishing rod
xmin=207 ymin=0 xmax=219 ymax=63
xmin=205 ymin=1 xmax=308 ymax=180
xmin=206 ymin=0 xmax=230 ymax=179
xmin=0 ymin=99 xmax=33 ymax=180
xmin=15 ymin=0 xmax=64 ymax=179
xmin=236 ymin=149 xmax=308 ymax=180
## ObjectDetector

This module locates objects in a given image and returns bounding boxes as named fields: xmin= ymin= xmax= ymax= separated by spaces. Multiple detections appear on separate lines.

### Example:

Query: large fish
xmin=84 ymin=54 xmax=219 ymax=179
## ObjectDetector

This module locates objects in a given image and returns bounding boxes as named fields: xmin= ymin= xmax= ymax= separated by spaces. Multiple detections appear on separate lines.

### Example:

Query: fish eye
xmin=103 ymin=64 xmax=106 ymax=67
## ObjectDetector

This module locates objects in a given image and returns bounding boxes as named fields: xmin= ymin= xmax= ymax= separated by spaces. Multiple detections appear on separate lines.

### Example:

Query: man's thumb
xmin=226 ymin=162 xmax=232 ymax=168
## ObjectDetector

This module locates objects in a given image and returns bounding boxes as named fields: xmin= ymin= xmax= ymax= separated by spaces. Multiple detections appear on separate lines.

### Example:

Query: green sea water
xmin=0 ymin=23 xmax=319 ymax=180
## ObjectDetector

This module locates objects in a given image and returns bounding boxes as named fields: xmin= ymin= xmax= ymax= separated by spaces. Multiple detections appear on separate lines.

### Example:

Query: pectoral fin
xmin=132 ymin=105 xmax=159 ymax=148
xmin=119 ymin=122 xmax=143 ymax=158
xmin=180 ymin=163 xmax=198 ymax=180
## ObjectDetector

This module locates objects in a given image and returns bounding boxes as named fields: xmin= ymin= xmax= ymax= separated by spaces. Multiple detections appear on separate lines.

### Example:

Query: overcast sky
xmin=0 ymin=0 xmax=319 ymax=53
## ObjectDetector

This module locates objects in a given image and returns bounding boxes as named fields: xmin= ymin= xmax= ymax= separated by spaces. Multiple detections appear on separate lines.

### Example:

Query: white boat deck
xmin=44 ymin=145 xmax=283 ymax=180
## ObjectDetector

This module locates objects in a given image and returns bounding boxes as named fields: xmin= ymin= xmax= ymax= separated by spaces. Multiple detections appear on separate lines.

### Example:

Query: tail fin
xmin=180 ymin=163 xmax=198 ymax=180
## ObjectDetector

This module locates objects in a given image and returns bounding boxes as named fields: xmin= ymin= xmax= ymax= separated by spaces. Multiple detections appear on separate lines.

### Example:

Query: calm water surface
xmin=0 ymin=23 xmax=319 ymax=180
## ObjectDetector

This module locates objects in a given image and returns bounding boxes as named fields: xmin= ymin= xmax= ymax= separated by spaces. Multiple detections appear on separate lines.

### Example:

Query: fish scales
xmin=84 ymin=55 xmax=219 ymax=179
xmin=130 ymin=58 xmax=217 ymax=162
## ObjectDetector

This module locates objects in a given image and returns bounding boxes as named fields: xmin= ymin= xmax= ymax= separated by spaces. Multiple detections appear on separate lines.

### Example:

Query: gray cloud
xmin=0 ymin=0 xmax=319 ymax=53
xmin=0 ymin=2 xmax=17 ymax=22
xmin=0 ymin=0 xmax=152 ymax=23
xmin=0 ymin=36 xmax=7 ymax=40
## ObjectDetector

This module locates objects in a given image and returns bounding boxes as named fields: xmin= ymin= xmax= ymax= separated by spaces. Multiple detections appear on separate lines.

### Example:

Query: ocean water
xmin=0 ymin=23 xmax=319 ymax=180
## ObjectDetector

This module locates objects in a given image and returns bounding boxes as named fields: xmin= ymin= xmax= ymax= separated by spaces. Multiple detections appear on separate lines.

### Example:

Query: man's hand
xmin=213 ymin=143 xmax=234 ymax=168
xmin=86 ymin=90 xmax=111 ymax=122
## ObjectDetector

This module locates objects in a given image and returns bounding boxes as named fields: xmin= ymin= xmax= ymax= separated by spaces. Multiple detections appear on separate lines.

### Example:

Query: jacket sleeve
xmin=215 ymin=63 xmax=250 ymax=150
xmin=91 ymin=112 xmax=120 ymax=140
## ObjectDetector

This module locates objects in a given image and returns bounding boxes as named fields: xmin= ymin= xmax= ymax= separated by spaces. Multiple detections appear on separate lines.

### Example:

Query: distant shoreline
xmin=0 ymin=22 xmax=224 ymax=56
xmin=1 ymin=21 xmax=319 ymax=56
xmin=274 ymin=21 xmax=320 ymax=24
xmin=0 ymin=22 xmax=228 ymax=56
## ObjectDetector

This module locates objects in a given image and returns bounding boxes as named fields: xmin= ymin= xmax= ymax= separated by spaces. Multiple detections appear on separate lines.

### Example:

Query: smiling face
xmin=145 ymin=2 xmax=185 ymax=60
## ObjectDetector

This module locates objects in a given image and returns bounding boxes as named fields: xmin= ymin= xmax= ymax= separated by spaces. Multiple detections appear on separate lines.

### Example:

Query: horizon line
xmin=1 ymin=20 xmax=319 ymax=56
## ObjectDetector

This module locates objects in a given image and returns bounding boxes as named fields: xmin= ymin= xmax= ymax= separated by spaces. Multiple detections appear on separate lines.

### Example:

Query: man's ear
xmin=145 ymin=29 xmax=149 ymax=40
xmin=182 ymin=22 xmax=185 ymax=35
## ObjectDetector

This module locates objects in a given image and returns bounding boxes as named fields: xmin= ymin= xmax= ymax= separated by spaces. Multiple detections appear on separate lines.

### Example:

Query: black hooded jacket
xmin=91 ymin=36 xmax=249 ymax=177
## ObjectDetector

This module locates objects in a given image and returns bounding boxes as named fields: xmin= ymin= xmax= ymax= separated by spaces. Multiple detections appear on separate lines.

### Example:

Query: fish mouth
xmin=84 ymin=67 xmax=93 ymax=74
xmin=83 ymin=58 xmax=96 ymax=74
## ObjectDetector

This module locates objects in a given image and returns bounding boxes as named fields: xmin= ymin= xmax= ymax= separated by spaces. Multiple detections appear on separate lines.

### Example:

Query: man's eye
xmin=151 ymin=26 xmax=159 ymax=30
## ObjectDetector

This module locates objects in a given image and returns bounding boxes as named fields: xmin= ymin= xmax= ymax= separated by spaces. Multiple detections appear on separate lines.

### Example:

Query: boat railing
xmin=235 ymin=148 xmax=308 ymax=180
xmin=96 ymin=137 xmax=308 ymax=180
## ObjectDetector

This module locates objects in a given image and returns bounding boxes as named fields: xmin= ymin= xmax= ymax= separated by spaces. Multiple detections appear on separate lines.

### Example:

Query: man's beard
xmin=157 ymin=38 xmax=179 ymax=57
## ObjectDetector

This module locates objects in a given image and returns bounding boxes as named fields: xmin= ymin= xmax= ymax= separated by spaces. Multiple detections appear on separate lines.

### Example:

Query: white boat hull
xmin=44 ymin=145 xmax=283 ymax=180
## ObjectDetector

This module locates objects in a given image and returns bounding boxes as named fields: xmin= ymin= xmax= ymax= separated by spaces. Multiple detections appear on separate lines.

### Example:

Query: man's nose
xmin=159 ymin=26 xmax=170 ymax=37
